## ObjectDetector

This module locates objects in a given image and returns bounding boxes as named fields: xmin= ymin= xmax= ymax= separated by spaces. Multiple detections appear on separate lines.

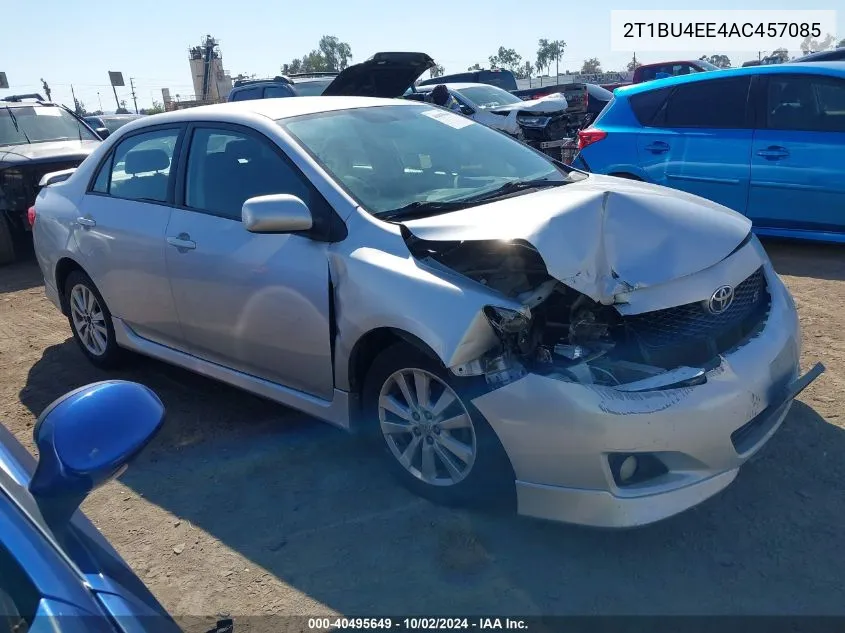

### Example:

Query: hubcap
xmin=69 ymin=284 xmax=108 ymax=357
xmin=378 ymin=368 xmax=477 ymax=487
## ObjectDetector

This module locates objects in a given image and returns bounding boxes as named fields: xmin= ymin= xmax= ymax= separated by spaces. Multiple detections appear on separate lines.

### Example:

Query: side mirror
xmin=29 ymin=381 xmax=165 ymax=527
xmin=459 ymin=105 xmax=474 ymax=116
xmin=38 ymin=168 xmax=77 ymax=188
xmin=242 ymin=194 xmax=313 ymax=234
xmin=95 ymin=127 xmax=110 ymax=139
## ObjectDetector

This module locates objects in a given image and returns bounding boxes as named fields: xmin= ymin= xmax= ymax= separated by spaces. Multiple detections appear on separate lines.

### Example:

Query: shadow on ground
xmin=763 ymin=238 xmax=845 ymax=282
xmin=19 ymin=341 xmax=845 ymax=616
xmin=0 ymin=250 xmax=41 ymax=294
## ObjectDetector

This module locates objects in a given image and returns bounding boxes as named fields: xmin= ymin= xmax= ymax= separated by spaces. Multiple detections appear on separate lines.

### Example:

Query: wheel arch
xmin=346 ymin=327 xmax=441 ymax=428
xmin=54 ymin=257 xmax=88 ymax=316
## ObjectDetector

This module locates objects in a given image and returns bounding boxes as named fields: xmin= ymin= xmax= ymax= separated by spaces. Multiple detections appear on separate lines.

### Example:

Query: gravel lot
xmin=1 ymin=240 xmax=844 ymax=627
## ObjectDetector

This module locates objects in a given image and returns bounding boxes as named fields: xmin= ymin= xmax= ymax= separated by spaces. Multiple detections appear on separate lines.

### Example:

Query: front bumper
xmin=470 ymin=264 xmax=823 ymax=528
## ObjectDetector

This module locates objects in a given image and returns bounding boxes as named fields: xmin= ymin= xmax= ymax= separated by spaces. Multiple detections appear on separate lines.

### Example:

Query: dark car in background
xmin=792 ymin=48 xmax=845 ymax=63
xmin=0 ymin=96 xmax=102 ymax=264
xmin=0 ymin=380 xmax=180 ymax=633
xmin=83 ymin=114 xmax=144 ymax=135
xmin=228 ymin=72 xmax=338 ymax=101
xmin=418 ymin=68 xmax=518 ymax=91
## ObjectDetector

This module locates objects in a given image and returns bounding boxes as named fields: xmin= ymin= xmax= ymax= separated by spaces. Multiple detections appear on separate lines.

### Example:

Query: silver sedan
xmin=32 ymin=96 xmax=823 ymax=527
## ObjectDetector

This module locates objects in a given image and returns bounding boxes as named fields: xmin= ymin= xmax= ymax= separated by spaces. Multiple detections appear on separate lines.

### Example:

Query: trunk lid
xmin=322 ymin=52 xmax=436 ymax=98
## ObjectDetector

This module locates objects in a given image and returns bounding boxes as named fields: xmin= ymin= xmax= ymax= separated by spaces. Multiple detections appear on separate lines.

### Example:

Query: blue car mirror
xmin=28 ymin=381 xmax=165 ymax=527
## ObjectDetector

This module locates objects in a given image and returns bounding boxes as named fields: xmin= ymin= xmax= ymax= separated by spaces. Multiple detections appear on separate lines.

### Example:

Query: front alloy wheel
xmin=363 ymin=344 xmax=515 ymax=510
xmin=378 ymin=368 xmax=477 ymax=487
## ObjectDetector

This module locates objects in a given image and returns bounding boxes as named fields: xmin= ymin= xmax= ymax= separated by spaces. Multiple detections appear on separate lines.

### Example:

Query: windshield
xmin=0 ymin=105 xmax=98 ymax=146
xmin=454 ymin=85 xmax=523 ymax=109
xmin=697 ymin=60 xmax=721 ymax=71
xmin=294 ymin=79 xmax=333 ymax=96
xmin=281 ymin=104 xmax=573 ymax=216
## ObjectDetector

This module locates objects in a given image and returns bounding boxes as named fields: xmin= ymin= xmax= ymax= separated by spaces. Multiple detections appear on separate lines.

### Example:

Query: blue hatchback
xmin=573 ymin=62 xmax=845 ymax=243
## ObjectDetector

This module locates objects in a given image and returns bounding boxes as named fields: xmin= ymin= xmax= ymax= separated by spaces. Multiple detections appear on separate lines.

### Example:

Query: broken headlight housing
xmin=516 ymin=115 xmax=551 ymax=128
xmin=483 ymin=305 xmax=532 ymax=334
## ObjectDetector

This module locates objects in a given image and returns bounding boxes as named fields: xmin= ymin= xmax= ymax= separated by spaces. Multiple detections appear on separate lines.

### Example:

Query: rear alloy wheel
xmin=64 ymin=270 xmax=123 ymax=368
xmin=363 ymin=344 xmax=515 ymax=510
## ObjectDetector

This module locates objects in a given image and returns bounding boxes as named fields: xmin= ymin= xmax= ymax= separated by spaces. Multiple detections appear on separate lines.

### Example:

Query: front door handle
xmin=644 ymin=141 xmax=670 ymax=154
xmin=756 ymin=146 xmax=789 ymax=160
xmin=166 ymin=233 xmax=196 ymax=250
xmin=76 ymin=216 xmax=96 ymax=228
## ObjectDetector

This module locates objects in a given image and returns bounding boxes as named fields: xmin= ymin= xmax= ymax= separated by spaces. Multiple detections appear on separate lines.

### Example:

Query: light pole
xmin=97 ymin=92 xmax=103 ymax=112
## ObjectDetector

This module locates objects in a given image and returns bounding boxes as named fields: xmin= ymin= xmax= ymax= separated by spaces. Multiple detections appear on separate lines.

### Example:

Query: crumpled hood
xmin=0 ymin=139 xmax=100 ymax=165
xmin=401 ymin=175 xmax=752 ymax=305
xmin=488 ymin=92 xmax=568 ymax=115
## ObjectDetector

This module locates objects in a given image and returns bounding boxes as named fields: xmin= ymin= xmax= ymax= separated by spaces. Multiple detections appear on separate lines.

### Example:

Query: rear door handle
xmin=76 ymin=216 xmax=96 ymax=228
xmin=756 ymin=146 xmax=789 ymax=160
xmin=166 ymin=233 xmax=196 ymax=250
xmin=644 ymin=141 xmax=670 ymax=154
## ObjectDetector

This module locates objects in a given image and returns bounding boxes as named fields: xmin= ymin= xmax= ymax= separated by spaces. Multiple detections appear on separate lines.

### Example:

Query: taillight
xmin=578 ymin=128 xmax=607 ymax=150
xmin=27 ymin=206 xmax=36 ymax=227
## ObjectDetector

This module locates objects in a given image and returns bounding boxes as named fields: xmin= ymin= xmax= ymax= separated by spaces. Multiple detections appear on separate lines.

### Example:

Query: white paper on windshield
xmin=421 ymin=109 xmax=474 ymax=129
xmin=33 ymin=107 xmax=62 ymax=116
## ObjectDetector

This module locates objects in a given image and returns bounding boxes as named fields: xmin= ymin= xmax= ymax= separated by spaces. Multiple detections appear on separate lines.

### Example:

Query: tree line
xmin=275 ymin=32 xmax=845 ymax=83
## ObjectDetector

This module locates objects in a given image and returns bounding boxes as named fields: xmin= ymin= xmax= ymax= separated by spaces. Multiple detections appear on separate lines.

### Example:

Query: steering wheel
xmin=343 ymin=175 xmax=381 ymax=199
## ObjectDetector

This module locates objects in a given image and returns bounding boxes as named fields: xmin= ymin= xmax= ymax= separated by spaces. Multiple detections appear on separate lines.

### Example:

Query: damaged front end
xmin=403 ymin=232 xmax=772 ymax=393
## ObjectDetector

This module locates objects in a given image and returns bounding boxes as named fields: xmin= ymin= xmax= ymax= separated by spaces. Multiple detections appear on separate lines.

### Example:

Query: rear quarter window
xmin=628 ymin=87 xmax=671 ymax=126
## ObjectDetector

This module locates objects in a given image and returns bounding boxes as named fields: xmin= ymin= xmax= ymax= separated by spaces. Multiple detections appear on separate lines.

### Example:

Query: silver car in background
xmin=32 ymin=96 xmax=823 ymax=528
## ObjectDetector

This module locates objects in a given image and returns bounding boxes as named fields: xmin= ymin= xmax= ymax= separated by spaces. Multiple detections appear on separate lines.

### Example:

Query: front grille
xmin=623 ymin=267 xmax=770 ymax=369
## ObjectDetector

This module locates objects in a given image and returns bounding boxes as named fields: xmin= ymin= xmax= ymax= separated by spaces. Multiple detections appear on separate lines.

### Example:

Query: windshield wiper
xmin=378 ymin=199 xmax=477 ymax=221
xmin=4 ymin=106 xmax=30 ymax=143
xmin=461 ymin=178 xmax=566 ymax=204
xmin=377 ymin=178 xmax=568 ymax=221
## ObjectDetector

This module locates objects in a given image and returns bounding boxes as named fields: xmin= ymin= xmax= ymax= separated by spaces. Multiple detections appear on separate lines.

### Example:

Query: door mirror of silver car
xmin=242 ymin=194 xmax=313 ymax=234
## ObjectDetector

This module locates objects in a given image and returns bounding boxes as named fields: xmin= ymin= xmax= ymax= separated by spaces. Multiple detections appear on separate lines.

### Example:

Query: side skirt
xmin=112 ymin=317 xmax=352 ymax=430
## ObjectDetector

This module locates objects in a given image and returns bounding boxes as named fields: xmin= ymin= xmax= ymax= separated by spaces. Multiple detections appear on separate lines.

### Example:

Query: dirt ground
xmin=1 ymin=239 xmax=844 ymax=627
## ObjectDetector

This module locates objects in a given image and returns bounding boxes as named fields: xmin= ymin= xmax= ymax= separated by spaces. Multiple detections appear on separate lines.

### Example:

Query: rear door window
xmin=230 ymin=86 xmax=262 ymax=101
xmin=662 ymin=77 xmax=751 ymax=128
xmin=95 ymin=128 xmax=180 ymax=202
xmin=264 ymin=85 xmax=294 ymax=98
xmin=765 ymin=74 xmax=845 ymax=133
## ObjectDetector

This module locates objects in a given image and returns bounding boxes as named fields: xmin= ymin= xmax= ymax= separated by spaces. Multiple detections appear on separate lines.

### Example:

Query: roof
xmin=616 ymin=61 xmax=845 ymax=97
xmin=125 ymin=96 xmax=415 ymax=125
xmin=414 ymin=82 xmax=503 ymax=92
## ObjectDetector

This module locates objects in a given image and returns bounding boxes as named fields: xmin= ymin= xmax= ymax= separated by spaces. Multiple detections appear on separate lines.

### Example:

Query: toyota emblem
xmin=708 ymin=285 xmax=734 ymax=314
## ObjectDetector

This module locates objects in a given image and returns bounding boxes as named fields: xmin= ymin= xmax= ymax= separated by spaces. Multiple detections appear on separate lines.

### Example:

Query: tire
xmin=64 ymin=270 xmax=124 ymax=369
xmin=0 ymin=215 xmax=17 ymax=266
xmin=362 ymin=343 xmax=516 ymax=511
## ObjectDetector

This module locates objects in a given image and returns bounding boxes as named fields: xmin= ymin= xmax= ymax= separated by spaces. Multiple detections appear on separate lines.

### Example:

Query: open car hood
xmin=322 ymin=52 xmax=436 ymax=98
xmin=488 ymin=93 xmax=569 ymax=115
xmin=401 ymin=175 xmax=752 ymax=306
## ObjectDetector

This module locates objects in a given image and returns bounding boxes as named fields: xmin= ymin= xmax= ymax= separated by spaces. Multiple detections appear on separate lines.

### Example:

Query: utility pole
xmin=70 ymin=84 xmax=81 ymax=114
xmin=130 ymin=77 xmax=139 ymax=114
xmin=97 ymin=92 xmax=103 ymax=112
xmin=40 ymin=78 xmax=52 ymax=101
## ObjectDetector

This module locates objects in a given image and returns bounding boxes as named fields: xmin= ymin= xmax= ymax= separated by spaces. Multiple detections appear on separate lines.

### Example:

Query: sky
xmin=1 ymin=0 xmax=842 ymax=112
